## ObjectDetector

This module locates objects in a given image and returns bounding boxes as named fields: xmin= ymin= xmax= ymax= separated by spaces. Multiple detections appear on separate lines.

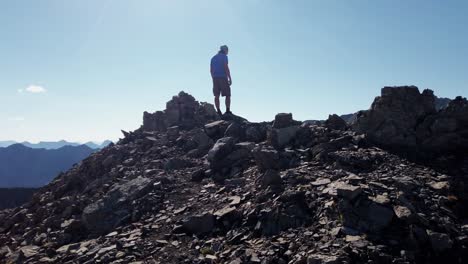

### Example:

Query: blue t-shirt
xmin=211 ymin=53 xmax=228 ymax=78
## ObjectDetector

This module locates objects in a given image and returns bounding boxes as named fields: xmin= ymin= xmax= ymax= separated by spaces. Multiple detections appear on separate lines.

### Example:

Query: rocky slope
xmin=0 ymin=89 xmax=467 ymax=264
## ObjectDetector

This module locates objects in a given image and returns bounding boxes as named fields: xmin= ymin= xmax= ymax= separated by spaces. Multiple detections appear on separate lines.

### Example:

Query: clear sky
xmin=1 ymin=0 xmax=467 ymax=142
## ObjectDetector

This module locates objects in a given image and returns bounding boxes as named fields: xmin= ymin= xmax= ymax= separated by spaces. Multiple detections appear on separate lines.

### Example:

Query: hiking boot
xmin=225 ymin=110 xmax=233 ymax=115
xmin=217 ymin=109 xmax=223 ymax=116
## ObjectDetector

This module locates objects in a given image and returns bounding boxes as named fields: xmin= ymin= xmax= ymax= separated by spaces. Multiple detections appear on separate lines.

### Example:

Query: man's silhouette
xmin=210 ymin=45 xmax=232 ymax=115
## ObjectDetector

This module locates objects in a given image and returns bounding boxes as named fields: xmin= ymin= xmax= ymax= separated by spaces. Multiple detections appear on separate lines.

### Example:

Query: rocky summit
xmin=1 ymin=88 xmax=468 ymax=264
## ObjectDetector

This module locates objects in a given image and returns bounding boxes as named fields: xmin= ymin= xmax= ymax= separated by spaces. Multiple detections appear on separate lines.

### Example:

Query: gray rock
xmin=324 ymin=114 xmax=347 ymax=130
xmin=205 ymin=120 xmax=230 ymax=139
xmin=190 ymin=169 xmax=206 ymax=182
xmin=393 ymin=205 xmax=416 ymax=222
xmin=428 ymin=231 xmax=453 ymax=253
xmin=252 ymin=146 xmax=281 ymax=171
xmin=207 ymin=137 xmax=235 ymax=162
xmin=166 ymin=126 xmax=180 ymax=141
xmin=20 ymin=245 xmax=40 ymax=258
xmin=224 ymin=122 xmax=244 ymax=139
xmin=182 ymin=213 xmax=215 ymax=235
xmin=82 ymin=177 xmax=153 ymax=234
xmin=307 ymin=254 xmax=340 ymax=264
xmin=6 ymin=250 xmax=24 ymax=263
xmin=273 ymin=113 xmax=294 ymax=129
xmin=259 ymin=170 xmax=282 ymax=187
xmin=268 ymin=125 xmax=300 ymax=149
xmin=245 ymin=124 xmax=267 ymax=143
xmin=336 ymin=184 xmax=362 ymax=200
xmin=0 ymin=246 xmax=10 ymax=257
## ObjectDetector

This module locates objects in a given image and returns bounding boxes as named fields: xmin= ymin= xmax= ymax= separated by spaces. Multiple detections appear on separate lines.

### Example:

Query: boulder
xmin=207 ymin=137 xmax=236 ymax=166
xmin=190 ymin=169 xmax=206 ymax=182
xmin=428 ymin=231 xmax=453 ymax=253
xmin=245 ymin=124 xmax=268 ymax=143
xmin=180 ymin=128 xmax=213 ymax=157
xmin=19 ymin=245 xmax=39 ymax=259
xmin=259 ymin=170 xmax=282 ymax=187
xmin=324 ymin=114 xmax=347 ymax=130
xmin=252 ymin=146 xmax=281 ymax=171
xmin=268 ymin=113 xmax=301 ymax=149
xmin=336 ymin=184 xmax=362 ymax=200
xmin=393 ymin=205 xmax=416 ymax=223
xmin=268 ymin=125 xmax=300 ymax=149
xmin=224 ymin=122 xmax=244 ymax=139
xmin=205 ymin=120 xmax=230 ymax=139
xmin=181 ymin=213 xmax=215 ymax=235
xmin=339 ymin=198 xmax=394 ymax=233
xmin=82 ymin=177 xmax=153 ymax=234
xmin=273 ymin=113 xmax=294 ymax=129
xmin=307 ymin=254 xmax=340 ymax=264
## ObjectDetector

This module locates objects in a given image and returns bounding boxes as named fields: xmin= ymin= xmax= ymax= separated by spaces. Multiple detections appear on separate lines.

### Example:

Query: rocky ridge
xmin=0 ymin=88 xmax=467 ymax=264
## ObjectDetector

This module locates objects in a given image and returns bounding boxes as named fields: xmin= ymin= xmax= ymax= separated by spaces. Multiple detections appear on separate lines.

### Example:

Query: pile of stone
xmin=1 ymin=88 xmax=467 ymax=264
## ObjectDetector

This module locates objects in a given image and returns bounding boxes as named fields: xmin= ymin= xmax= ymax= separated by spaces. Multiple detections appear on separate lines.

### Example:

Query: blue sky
xmin=1 ymin=0 xmax=467 ymax=142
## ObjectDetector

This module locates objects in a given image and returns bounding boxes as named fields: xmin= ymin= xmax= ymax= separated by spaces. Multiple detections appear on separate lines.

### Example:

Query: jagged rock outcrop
xmin=0 ymin=90 xmax=467 ymax=264
xmin=416 ymin=96 xmax=468 ymax=155
xmin=324 ymin=114 xmax=348 ymax=131
xmin=354 ymin=86 xmax=468 ymax=159
xmin=143 ymin=91 xmax=218 ymax=132
xmin=354 ymin=86 xmax=436 ymax=150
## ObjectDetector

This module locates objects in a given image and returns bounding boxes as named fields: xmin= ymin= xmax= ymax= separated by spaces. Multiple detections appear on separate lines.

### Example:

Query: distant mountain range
xmin=0 ymin=144 xmax=96 ymax=187
xmin=0 ymin=140 xmax=112 ymax=149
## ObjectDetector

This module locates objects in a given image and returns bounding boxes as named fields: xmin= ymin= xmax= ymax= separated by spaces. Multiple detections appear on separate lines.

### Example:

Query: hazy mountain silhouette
xmin=0 ymin=141 xmax=16 ymax=148
xmin=0 ymin=144 xmax=95 ymax=187
xmin=83 ymin=140 xmax=113 ymax=149
xmin=0 ymin=140 xmax=112 ymax=149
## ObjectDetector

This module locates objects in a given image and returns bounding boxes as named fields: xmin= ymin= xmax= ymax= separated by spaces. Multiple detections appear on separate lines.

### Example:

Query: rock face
xmin=354 ymin=86 xmax=468 ymax=159
xmin=0 ymin=90 xmax=467 ymax=264
xmin=354 ymin=86 xmax=436 ymax=150
xmin=143 ymin=91 xmax=218 ymax=132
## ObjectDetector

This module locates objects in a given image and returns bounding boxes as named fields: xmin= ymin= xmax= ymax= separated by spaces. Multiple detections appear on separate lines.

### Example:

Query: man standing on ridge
xmin=210 ymin=45 xmax=232 ymax=115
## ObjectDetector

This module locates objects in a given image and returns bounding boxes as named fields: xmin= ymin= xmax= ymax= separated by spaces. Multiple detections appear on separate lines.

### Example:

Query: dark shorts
xmin=213 ymin=77 xmax=231 ymax=97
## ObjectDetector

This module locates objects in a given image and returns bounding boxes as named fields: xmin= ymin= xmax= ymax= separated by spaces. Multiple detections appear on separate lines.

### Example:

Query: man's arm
xmin=224 ymin=63 xmax=232 ymax=85
xmin=210 ymin=65 xmax=214 ymax=78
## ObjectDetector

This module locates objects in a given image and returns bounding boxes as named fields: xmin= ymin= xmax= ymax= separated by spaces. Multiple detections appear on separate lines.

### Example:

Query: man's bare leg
xmin=214 ymin=96 xmax=222 ymax=114
xmin=225 ymin=96 xmax=231 ymax=113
